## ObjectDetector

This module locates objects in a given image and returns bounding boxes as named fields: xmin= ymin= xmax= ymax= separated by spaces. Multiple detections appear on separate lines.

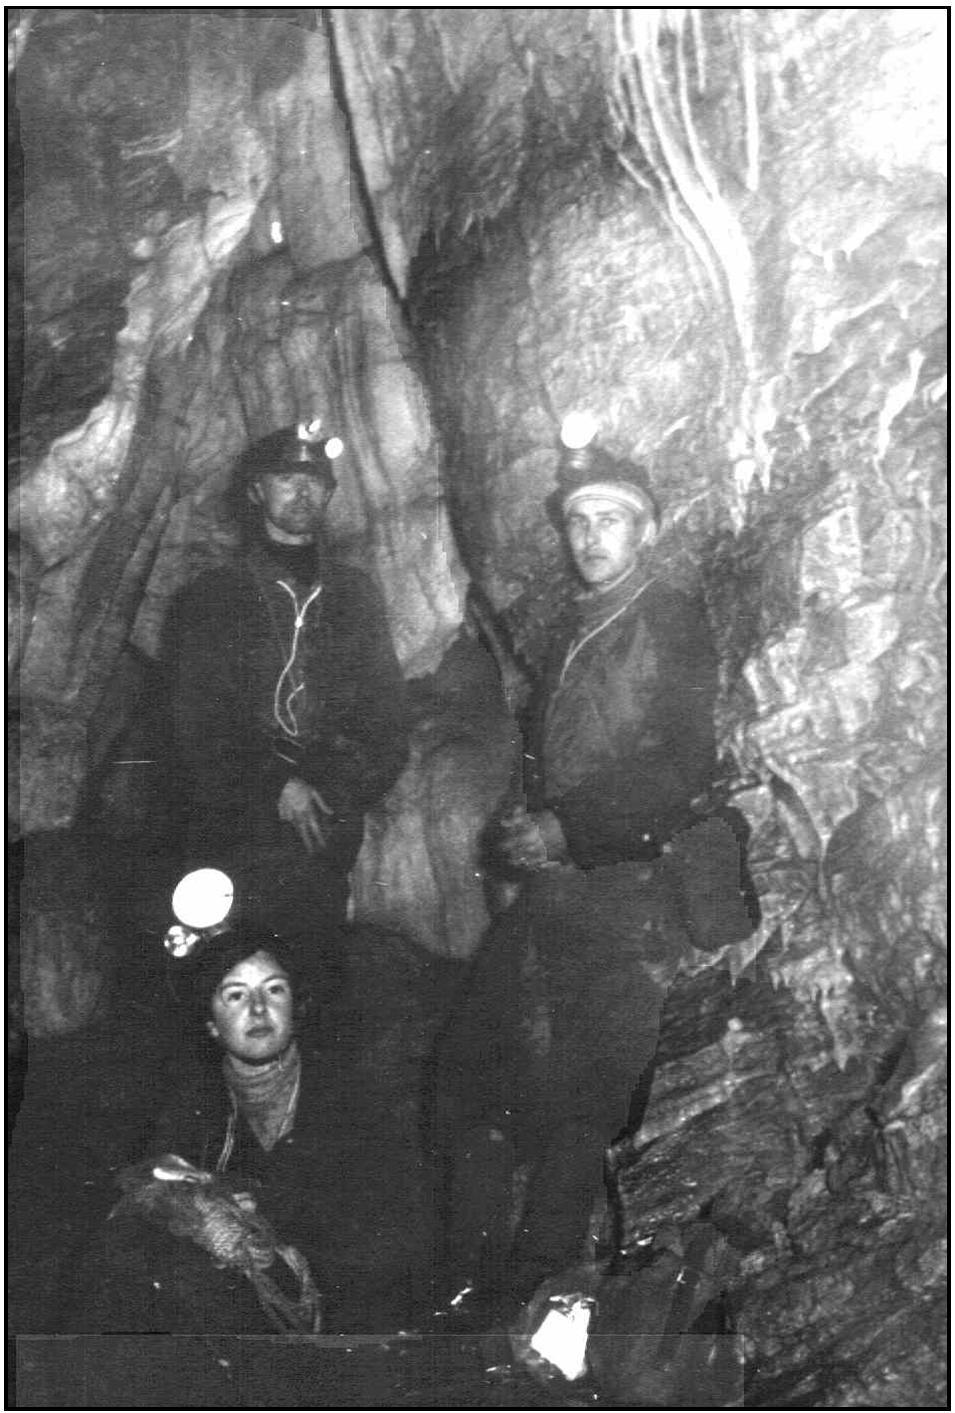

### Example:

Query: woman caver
xmin=68 ymin=918 xmax=433 ymax=1340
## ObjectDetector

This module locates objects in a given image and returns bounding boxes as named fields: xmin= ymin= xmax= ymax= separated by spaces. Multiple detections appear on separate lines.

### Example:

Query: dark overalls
xmin=432 ymin=573 xmax=757 ymax=1305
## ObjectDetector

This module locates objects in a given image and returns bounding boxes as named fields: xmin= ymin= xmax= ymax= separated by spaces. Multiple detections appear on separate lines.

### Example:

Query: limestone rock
xmin=352 ymin=626 xmax=517 ymax=958
xmin=8 ymin=11 xmax=948 ymax=1403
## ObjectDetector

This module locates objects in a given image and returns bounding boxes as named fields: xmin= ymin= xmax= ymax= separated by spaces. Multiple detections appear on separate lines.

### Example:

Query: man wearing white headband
xmin=433 ymin=419 xmax=757 ymax=1333
xmin=167 ymin=421 xmax=411 ymax=984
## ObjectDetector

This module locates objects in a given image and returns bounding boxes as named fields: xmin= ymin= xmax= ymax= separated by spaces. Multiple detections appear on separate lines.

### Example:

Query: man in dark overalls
xmin=433 ymin=421 xmax=757 ymax=1321
xmin=168 ymin=422 xmax=411 ymax=984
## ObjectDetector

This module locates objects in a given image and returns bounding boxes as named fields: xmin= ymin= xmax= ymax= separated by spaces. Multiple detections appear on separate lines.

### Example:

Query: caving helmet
xmin=163 ymin=868 xmax=305 ymax=1019
xmin=548 ymin=411 xmax=659 ymax=528
xmin=237 ymin=418 xmax=345 ymax=492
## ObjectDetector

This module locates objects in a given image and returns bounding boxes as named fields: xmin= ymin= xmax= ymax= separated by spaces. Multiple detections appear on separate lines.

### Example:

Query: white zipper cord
xmin=272 ymin=579 xmax=323 ymax=738
xmin=557 ymin=577 xmax=656 ymax=686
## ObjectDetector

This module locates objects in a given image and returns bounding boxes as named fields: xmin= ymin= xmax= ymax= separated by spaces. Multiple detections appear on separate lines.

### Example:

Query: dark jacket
xmin=526 ymin=572 xmax=718 ymax=867
xmin=168 ymin=539 xmax=411 ymax=869
xmin=146 ymin=1038 xmax=431 ymax=1331
xmin=435 ymin=569 xmax=755 ymax=1144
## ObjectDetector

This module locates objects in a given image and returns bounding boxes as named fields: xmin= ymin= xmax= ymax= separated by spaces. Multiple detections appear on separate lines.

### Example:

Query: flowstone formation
xmin=9 ymin=9 xmax=946 ymax=1405
xmin=9 ymin=10 xmax=507 ymax=1031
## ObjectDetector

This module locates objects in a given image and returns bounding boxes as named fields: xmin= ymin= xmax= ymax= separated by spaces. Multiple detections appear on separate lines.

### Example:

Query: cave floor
xmin=12 ymin=1334 xmax=599 ymax=1410
xmin=7 ymin=976 xmax=600 ymax=1410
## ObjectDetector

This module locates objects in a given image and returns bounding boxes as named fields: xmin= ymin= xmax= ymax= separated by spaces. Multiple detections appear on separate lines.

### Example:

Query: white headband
xmin=562 ymin=482 xmax=654 ymax=519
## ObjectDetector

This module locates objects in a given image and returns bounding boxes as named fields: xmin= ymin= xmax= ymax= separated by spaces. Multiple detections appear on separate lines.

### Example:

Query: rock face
xmin=8 ymin=8 xmax=947 ymax=1404
xmin=10 ymin=11 xmax=472 ymax=1030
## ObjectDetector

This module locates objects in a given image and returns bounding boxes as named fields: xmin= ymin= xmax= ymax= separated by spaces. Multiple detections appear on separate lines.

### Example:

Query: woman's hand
xmin=497 ymin=805 xmax=568 ymax=871
xmin=278 ymin=777 xmax=334 ymax=854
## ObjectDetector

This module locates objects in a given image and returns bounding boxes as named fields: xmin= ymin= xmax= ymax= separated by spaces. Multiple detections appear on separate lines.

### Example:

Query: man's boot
xmin=436 ymin=1122 xmax=518 ymax=1327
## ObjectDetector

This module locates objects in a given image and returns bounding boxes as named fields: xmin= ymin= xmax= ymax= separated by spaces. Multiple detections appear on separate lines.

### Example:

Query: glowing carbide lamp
xmin=323 ymin=436 xmax=344 ymax=460
xmin=559 ymin=411 xmax=599 ymax=451
xmin=171 ymin=868 xmax=235 ymax=931
xmin=164 ymin=869 xmax=235 ymax=958
xmin=296 ymin=417 xmax=324 ymax=443
xmin=163 ymin=924 xmax=201 ymax=959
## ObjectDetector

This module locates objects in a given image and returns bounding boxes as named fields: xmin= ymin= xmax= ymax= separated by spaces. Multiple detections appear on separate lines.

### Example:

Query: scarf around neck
xmin=223 ymin=1041 xmax=302 ymax=1152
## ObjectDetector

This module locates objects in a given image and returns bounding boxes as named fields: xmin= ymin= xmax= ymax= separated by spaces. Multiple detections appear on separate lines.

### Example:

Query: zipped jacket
xmin=150 ymin=1040 xmax=430 ymax=1328
xmin=525 ymin=570 xmax=719 ymax=868
xmin=168 ymin=540 xmax=411 ymax=867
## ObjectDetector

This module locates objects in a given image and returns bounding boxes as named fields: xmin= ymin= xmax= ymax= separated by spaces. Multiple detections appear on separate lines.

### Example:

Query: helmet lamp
xmin=171 ymin=868 xmax=235 ymax=931
xmin=559 ymin=411 xmax=599 ymax=451
xmin=296 ymin=418 xmax=324 ymax=443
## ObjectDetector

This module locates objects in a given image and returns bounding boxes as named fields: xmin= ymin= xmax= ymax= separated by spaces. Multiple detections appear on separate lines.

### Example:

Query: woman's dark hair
xmin=170 ymin=924 xmax=310 ymax=1025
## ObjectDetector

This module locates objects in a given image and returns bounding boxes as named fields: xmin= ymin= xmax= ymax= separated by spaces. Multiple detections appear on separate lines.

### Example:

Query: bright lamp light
xmin=171 ymin=869 xmax=235 ymax=931
xmin=297 ymin=417 xmax=324 ymax=442
xmin=559 ymin=411 xmax=599 ymax=450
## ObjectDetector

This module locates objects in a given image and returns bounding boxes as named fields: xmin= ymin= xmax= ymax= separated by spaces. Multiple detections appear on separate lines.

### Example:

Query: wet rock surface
xmin=8 ymin=9 xmax=947 ymax=1407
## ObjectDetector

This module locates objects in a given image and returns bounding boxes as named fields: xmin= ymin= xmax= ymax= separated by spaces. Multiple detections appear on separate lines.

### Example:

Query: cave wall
xmin=329 ymin=10 xmax=947 ymax=1401
xmin=336 ymin=3 xmax=948 ymax=1007
xmin=10 ymin=12 xmax=464 ymax=820
xmin=7 ymin=8 xmax=947 ymax=1403
xmin=10 ymin=10 xmax=509 ymax=1027
xmin=384 ymin=5 xmax=949 ymax=1058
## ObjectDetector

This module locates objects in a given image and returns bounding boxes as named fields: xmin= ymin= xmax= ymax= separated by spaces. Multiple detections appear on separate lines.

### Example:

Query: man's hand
xmin=278 ymin=777 xmax=334 ymax=854
xmin=497 ymin=805 xmax=568 ymax=871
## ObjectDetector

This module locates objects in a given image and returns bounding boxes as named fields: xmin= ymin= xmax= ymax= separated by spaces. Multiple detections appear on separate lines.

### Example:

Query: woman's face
xmin=207 ymin=950 xmax=295 ymax=1064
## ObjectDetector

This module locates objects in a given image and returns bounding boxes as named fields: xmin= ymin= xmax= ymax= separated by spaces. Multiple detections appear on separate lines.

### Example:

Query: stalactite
xmin=689 ymin=7 xmax=707 ymax=95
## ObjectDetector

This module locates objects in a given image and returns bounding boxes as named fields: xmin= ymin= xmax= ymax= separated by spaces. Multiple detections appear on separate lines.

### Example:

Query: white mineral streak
xmin=729 ymin=375 xmax=784 ymax=520
xmin=609 ymin=9 xmax=774 ymax=523
xmin=633 ymin=1066 xmax=773 ymax=1145
xmin=611 ymin=9 xmax=757 ymax=370
xmin=727 ymin=925 xmax=771 ymax=984
xmin=770 ymin=942 xmax=858 ymax=1072
xmin=738 ymin=9 xmax=760 ymax=193
xmin=875 ymin=350 xmax=925 ymax=463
